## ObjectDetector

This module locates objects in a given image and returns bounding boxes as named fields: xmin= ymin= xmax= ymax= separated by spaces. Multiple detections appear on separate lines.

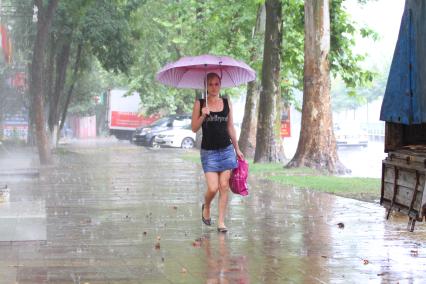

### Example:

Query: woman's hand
xmin=201 ymin=107 xmax=210 ymax=118
xmin=236 ymin=149 xmax=244 ymax=160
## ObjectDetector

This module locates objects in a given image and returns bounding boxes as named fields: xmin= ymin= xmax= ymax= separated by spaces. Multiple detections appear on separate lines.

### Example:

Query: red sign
xmin=111 ymin=111 xmax=158 ymax=128
xmin=280 ymin=109 xmax=291 ymax=138
xmin=12 ymin=72 xmax=26 ymax=89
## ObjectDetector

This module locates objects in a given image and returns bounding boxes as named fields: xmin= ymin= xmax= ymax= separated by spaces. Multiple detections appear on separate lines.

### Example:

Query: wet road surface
xmin=0 ymin=140 xmax=425 ymax=283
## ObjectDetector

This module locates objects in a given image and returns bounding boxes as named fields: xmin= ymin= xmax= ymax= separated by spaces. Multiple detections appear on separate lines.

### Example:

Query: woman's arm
xmin=227 ymin=99 xmax=244 ymax=160
xmin=191 ymin=99 xmax=209 ymax=132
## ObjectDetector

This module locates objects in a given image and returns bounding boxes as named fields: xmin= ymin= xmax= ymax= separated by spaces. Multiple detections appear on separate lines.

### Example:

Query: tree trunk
xmin=239 ymin=80 xmax=259 ymax=157
xmin=49 ymin=37 xmax=72 ymax=146
xmin=286 ymin=0 xmax=346 ymax=174
xmin=254 ymin=0 xmax=284 ymax=163
xmin=239 ymin=4 xmax=264 ymax=158
xmin=45 ymin=33 xmax=56 ymax=116
xmin=59 ymin=43 xmax=83 ymax=136
xmin=27 ymin=101 xmax=36 ymax=146
xmin=45 ymin=33 xmax=56 ymax=145
xmin=30 ymin=0 xmax=59 ymax=165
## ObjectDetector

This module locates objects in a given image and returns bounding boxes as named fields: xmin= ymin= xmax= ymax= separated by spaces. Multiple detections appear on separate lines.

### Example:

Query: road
xmin=0 ymin=140 xmax=425 ymax=283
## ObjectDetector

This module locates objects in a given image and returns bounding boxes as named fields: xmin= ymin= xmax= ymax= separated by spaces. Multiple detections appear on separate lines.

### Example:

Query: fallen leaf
xmin=363 ymin=259 xmax=369 ymax=265
xmin=192 ymin=239 xmax=202 ymax=248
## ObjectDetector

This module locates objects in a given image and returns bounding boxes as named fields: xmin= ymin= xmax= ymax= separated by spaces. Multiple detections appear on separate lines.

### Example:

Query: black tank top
xmin=199 ymin=98 xmax=232 ymax=150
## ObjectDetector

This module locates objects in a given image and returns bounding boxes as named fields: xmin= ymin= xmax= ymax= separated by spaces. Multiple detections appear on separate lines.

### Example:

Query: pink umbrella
xmin=156 ymin=54 xmax=256 ymax=89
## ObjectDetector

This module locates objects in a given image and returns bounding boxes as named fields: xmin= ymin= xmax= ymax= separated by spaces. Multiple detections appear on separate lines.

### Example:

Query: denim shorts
xmin=200 ymin=144 xmax=237 ymax=173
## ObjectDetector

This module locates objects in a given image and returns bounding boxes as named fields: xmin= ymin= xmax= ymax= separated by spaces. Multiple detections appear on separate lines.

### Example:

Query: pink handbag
xmin=230 ymin=159 xmax=249 ymax=196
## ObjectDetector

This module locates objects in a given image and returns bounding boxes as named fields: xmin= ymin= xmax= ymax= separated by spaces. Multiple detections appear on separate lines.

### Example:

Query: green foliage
xmin=80 ymin=0 xmax=136 ymax=73
xmin=7 ymin=0 xmax=381 ymax=119
xmin=125 ymin=0 xmax=261 ymax=115
xmin=281 ymin=0 xmax=378 ymax=105
xmin=329 ymin=0 xmax=377 ymax=88
xmin=281 ymin=0 xmax=304 ymax=106
xmin=332 ymin=62 xmax=389 ymax=112
xmin=136 ymin=0 xmax=378 ymax=115
xmin=5 ymin=0 xmax=35 ymax=67
xmin=90 ymin=0 xmax=377 ymax=116
xmin=67 ymin=60 xmax=106 ymax=116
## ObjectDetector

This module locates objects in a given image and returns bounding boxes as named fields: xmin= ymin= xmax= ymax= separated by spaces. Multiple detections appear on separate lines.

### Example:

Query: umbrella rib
xmin=223 ymin=68 xmax=237 ymax=87
xmin=173 ymin=68 xmax=190 ymax=87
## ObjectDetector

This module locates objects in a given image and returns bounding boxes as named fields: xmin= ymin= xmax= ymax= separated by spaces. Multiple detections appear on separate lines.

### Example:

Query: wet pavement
xmin=1 ymin=139 xmax=425 ymax=283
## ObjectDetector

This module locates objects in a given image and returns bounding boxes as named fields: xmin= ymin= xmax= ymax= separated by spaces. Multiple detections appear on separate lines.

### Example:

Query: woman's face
xmin=207 ymin=76 xmax=221 ymax=97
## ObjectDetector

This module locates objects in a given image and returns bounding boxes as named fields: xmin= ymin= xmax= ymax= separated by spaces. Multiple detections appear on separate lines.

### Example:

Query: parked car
xmin=334 ymin=122 xmax=368 ymax=147
xmin=154 ymin=125 xmax=196 ymax=149
xmin=132 ymin=114 xmax=191 ymax=146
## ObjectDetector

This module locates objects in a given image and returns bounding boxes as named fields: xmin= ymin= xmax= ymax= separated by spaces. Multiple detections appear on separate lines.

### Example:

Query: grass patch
xmin=269 ymin=175 xmax=379 ymax=194
xmin=249 ymin=163 xmax=318 ymax=176
xmin=180 ymin=151 xmax=380 ymax=202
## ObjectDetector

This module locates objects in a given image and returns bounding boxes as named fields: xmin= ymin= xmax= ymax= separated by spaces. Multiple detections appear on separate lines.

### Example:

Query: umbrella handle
xmin=204 ymin=66 xmax=208 ymax=107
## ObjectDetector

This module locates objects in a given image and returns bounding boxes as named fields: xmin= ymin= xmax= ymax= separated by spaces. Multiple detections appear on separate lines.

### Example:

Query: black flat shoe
xmin=202 ymin=204 xmax=211 ymax=226
xmin=217 ymin=227 xmax=228 ymax=233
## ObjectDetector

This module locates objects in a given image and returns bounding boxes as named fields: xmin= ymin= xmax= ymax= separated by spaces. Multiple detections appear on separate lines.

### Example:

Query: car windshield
xmin=173 ymin=118 xmax=191 ymax=128
xmin=149 ymin=117 xmax=170 ymax=127
xmin=178 ymin=124 xmax=192 ymax=130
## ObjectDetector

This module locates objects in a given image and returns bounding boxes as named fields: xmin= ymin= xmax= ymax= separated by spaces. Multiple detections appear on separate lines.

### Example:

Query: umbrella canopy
xmin=156 ymin=54 xmax=256 ymax=89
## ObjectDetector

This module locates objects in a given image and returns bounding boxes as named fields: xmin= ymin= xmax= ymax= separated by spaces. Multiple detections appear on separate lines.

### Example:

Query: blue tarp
xmin=380 ymin=0 xmax=426 ymax=124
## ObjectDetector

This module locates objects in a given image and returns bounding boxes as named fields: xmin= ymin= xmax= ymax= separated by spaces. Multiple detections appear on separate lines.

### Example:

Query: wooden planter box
xmin=380 ymin=123 xmax=426 ymax=231
xmin=381 ymin=148 xmax=426 ymax=231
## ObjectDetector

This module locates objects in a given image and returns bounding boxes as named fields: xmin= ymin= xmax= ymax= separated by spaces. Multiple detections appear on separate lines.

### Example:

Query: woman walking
xmin=191 ymin=72 xmax=244 ymax=232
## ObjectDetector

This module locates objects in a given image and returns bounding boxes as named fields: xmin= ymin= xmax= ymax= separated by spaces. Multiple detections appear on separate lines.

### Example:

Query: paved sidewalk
xmin=0 ymin=141 xmax=425 ymax=283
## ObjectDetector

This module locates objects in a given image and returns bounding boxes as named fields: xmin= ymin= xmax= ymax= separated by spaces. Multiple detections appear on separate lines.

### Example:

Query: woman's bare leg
xmin=203 ymin=172 xmax=220 ymax=220
xmin=217 ymin=170 xmax=231 ymax=228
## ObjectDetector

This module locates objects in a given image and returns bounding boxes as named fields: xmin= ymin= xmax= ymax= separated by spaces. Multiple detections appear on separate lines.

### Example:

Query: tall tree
xmin=239 ymin=4 xmax=265 ymax=158
xmin=44 ymin=0 xmax=139 ymax=145
xmin=48 ymin=30 xmax=72 ymax=145
xmin=30 ymin=0 xmax=59 ymax=164
xmin=287 ymin=0 xmax=346 ymax=173
xmin=254 ymin=0 xmax=284 ymax=163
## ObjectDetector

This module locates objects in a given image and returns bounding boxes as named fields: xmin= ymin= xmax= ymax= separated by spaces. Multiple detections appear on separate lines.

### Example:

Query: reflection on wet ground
xmin=0 ymin=140 xmax=425 ymax=283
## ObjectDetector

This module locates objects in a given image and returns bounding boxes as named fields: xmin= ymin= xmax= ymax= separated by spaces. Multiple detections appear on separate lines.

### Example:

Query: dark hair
xmin=205 ymin=72 xmax=221 ymax=85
